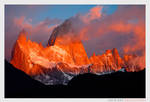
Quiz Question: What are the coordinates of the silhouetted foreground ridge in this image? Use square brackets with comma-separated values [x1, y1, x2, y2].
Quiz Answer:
[5, 60, 145, 98]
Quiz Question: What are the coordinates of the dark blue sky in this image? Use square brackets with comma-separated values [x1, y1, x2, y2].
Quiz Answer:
[5, 5, 117, 24]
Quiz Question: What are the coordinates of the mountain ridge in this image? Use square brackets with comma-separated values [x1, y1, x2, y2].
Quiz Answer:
[10, 18, 145, 85]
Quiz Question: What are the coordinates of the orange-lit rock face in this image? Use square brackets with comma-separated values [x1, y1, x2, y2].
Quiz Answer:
[11, 30, 145, 76]
[10, 30, 145, 85]
[11, 31, 47, 75]
[54, 36, 90, 65]
[89, 48, 123, 73]
[123, 55, 145, 72]
[11, 30, 90, 75]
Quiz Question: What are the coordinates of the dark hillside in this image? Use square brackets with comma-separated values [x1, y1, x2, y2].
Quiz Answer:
[5, 60, 145, 98]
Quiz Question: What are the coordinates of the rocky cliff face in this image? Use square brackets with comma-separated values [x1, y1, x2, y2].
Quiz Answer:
[10, 29, 91, 85]
[123, 54, 145, 72]
[47, 18, 90, 65]
[89, 48, 123, 74]
[10, 19, 145, 85]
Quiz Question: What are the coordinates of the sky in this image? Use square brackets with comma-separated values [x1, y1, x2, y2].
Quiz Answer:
[5, 5, 117, 23]
[5, 5, 145, 61]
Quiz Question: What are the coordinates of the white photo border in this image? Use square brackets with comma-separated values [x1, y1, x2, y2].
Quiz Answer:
[0, 0, 149, 102]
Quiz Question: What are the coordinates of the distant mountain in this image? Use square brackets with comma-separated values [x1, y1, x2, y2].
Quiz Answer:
[10, 18, 145, 85]
[5, 60, 145, 98]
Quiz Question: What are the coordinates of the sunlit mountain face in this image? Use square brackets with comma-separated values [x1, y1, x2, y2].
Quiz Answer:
[10, 18, 145, 85]
[6, 5, 145, 86]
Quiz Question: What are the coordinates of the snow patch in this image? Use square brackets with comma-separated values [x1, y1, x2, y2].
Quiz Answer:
[50, 45, 68, 56]
[29, 50, 56, 69]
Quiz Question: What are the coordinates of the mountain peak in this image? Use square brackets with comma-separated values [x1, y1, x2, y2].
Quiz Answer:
[112, 48, 119, 57]
[92, 52, 96, 57]
[17, 29, 27, 42]
[10, 24, 145, 85]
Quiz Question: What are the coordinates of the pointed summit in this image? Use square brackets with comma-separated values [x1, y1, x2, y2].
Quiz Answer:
[112, 48, 119, 58]
[17, 29, 27, 42]
[93, 52, 96, 57]
[105, 49, 112, 56]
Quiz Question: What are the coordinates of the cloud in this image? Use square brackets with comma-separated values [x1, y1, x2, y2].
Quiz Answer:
[79, 6, 103, 23]
[67, 5, 145, 57]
